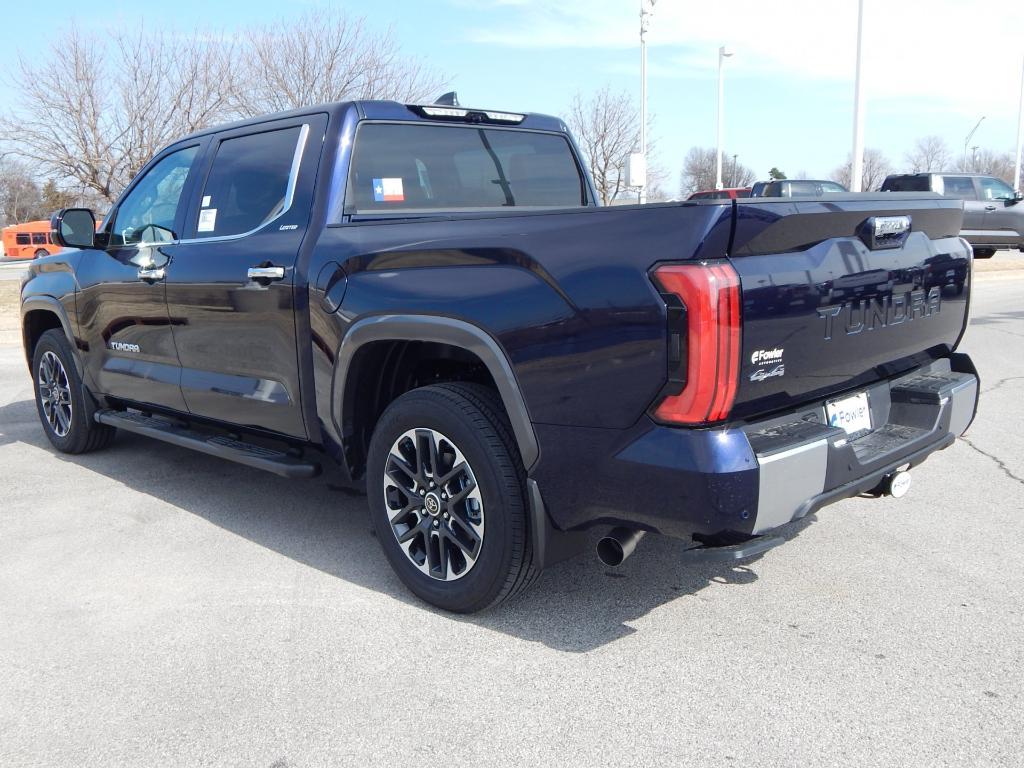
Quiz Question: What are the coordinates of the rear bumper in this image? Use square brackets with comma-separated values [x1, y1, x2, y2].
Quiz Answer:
[531, 354, 979, 541]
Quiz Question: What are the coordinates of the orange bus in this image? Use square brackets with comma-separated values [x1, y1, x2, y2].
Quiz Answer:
[2, 220, 61, 260]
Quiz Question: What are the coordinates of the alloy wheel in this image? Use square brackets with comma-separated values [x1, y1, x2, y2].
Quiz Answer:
[382, 428, 485, 581]
[38, 350, 73, 438]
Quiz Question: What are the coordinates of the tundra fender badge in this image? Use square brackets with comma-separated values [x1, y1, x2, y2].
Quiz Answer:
[858, 215, 911, 250]
[109, 341, 140, 353]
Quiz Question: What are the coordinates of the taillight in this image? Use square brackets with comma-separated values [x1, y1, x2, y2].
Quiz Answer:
[650, 261, 741, 425]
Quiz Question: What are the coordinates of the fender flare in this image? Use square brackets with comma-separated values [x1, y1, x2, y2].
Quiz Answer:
[20, 295, 83, 377]
[331, 314, 540, 470]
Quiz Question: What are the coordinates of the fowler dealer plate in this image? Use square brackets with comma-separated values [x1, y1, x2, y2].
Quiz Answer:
[826, 391, 872, 435]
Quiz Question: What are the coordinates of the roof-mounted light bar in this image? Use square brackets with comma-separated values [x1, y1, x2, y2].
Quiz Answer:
[412, 105, 526, 124]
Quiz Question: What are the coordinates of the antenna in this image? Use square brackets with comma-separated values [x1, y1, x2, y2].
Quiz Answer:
[434, 92, 460, 107]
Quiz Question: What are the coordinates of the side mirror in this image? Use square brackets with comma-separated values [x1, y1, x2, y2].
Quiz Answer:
[50, 208, 97, 249]
[1013, 191, 1024, 204]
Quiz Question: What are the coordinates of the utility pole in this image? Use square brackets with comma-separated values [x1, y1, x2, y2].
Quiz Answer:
[716, 45, 733, 190]
[731, 154, 738, 187]
[963, 116, 985, 171]
[639, 0, 655, 204]
[1014, 54, 1023, 192]
[850, 0, 866, 192]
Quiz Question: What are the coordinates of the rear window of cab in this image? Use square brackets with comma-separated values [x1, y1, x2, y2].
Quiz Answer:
[344, 122, 587, 214]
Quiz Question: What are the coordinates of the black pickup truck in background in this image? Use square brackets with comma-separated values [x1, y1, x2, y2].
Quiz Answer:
[21, 99, 979, 612]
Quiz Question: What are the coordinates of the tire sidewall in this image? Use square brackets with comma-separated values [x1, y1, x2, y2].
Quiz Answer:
[32, 330, 95, 453]
[367, 388, 521, 613]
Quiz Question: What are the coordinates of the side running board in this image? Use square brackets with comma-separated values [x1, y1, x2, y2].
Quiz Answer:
[94, 410, 320, 479]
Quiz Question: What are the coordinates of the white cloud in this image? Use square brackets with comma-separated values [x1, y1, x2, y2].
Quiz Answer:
[468, 0, 1024, 121]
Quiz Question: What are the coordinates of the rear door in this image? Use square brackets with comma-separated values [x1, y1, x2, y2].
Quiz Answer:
[940, 175, 986, 232]
[161, 114, 326, 438]
[728, 196, 970, 420]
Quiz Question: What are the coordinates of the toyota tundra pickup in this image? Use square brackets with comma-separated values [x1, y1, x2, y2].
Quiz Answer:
[21, 98, 979, 612]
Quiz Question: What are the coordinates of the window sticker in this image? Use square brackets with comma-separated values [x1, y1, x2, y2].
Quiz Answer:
[197, 208, 217, 232]
[373, 177, 404, 202]
[202, 195, 212, 207]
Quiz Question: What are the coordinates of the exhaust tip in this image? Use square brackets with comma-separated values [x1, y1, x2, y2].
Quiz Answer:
[596, 527, 646, 567]
[597, 537, 626, 567]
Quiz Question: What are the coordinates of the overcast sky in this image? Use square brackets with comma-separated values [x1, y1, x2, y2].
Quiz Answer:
[1, 0, 1022, 192]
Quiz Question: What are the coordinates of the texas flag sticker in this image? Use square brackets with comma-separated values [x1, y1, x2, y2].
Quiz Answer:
[373, 177, 405, 202]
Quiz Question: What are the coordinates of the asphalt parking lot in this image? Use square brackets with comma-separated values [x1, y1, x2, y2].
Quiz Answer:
[1, 269, 1022, 767]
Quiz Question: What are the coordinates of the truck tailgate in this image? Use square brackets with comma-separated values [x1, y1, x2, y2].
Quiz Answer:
[727, 196, 970, 420]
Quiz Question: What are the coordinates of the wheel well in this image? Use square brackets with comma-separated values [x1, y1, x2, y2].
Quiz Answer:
[343, 340, 500, 479]
[22, 309, 64, 368]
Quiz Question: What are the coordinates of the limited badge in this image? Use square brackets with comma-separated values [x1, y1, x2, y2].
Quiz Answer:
[373, 177, 404, 202]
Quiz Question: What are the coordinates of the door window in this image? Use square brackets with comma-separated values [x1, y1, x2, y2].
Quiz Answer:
[110, 145, 199, 247]
[194, 126, 303, 239]
[978, 176, 1015, 201]
[941, 176, 977, 200]
[31, 233, 47, 245]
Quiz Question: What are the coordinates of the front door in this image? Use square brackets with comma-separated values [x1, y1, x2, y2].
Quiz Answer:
[940, 175, 986, 233]
[76, 142, 205, 411]
[163, 115, 326, 438]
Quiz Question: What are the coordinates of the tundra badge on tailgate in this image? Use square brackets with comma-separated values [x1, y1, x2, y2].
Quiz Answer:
[858, 215, 911, 250]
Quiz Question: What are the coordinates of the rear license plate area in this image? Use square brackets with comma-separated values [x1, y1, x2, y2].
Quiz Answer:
[826, 391, 872, 436]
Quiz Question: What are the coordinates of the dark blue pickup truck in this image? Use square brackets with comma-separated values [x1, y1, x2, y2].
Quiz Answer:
[21, 99, 979, 612]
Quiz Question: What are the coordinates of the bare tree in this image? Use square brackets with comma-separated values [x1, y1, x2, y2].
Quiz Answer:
[830, 148, 892, 191]
[966, 148, 1017, 184]
[567, 87, 641, 206]
[905, 136, 952, 173]
[0, 159, 46, 224]
[679, 147, 754, 197]
[238, 8, 446, 117]
[0, 27, 239, 204]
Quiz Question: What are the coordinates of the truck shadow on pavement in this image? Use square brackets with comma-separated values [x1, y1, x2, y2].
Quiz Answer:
[0, 397, 815, 653]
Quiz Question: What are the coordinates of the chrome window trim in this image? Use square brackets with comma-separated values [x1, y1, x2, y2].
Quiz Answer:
[174, 122, 310, 246]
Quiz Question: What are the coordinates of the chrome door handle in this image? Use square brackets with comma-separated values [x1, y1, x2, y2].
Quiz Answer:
[984, 205, 997, 211]
[138, 267, 165, 283]
[247, 266, 286, 281]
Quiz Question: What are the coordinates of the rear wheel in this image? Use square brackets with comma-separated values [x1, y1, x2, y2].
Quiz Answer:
[33, 249, 48, 259]
[32, 329, 116, 454]
[366, 383, 537, 613]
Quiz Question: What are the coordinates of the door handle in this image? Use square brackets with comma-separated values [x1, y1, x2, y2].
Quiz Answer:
[138, 267, 166, 283]
[985, 205, 998, 211]
[247, 266, 286, 282]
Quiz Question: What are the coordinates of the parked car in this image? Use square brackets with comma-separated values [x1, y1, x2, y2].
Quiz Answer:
[21, 98, 979, 613]
[750, 179, 848, 197]
[880, 173, 1024, 258]
[2, 221, 62, 260]
[687, 187, 751, 200]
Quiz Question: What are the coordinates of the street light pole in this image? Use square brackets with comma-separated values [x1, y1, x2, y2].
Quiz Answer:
[963, 116, 985, 171]
[639, 0, 655, 204]
[716, 45, 733, 190]
[1014, 54, 1023, 192]
[850, 0, 866, 192]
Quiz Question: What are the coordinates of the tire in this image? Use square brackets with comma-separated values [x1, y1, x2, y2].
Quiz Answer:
[366, 383, 537, 613]
[972, 248, 995, 259]
[32, 329, 116, 454]
[33, 249, 48, 260]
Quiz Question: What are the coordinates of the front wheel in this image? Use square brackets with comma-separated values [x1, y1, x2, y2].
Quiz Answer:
[33, 249, 48, 259]
[366, 383, 537, 613]
[32, 329, 116, 454]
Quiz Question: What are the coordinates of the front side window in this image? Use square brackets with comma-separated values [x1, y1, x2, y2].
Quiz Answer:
[194, 126, 302, 239]
[941, 176, 977, 200]
[110, 145, 199, 247]
[31, 233, 47, 245]
[979, 176, 1014, 201]
[345, 123, 586, 214]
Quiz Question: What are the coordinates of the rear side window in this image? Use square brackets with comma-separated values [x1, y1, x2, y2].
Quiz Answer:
[345, 123, 586, 213]
[15, 233, 30, 245]
[882, 176, 929, 192]
[196, 126, 303, 238]
[941, 176, 977, 200]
